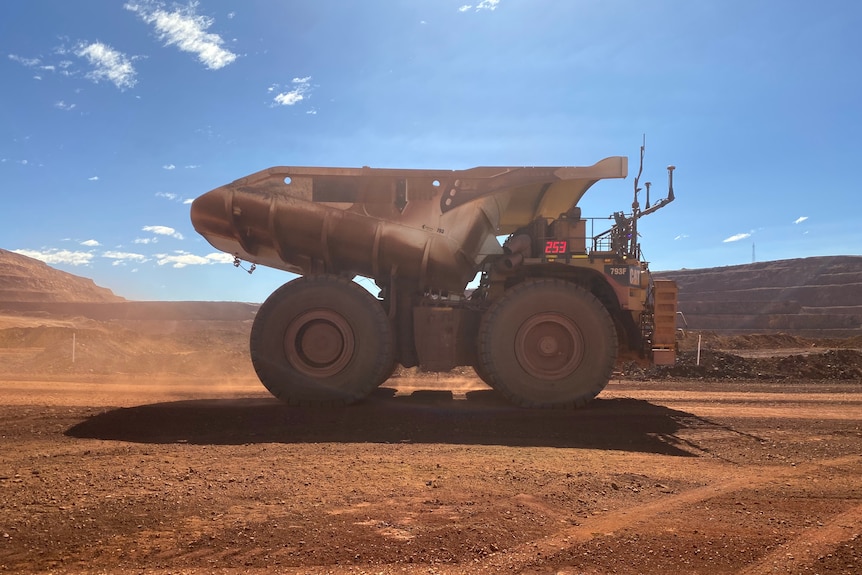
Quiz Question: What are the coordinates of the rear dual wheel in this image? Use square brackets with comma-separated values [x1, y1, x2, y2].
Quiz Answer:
[477, 279, 617, 408]
[250, 275, 394, 405]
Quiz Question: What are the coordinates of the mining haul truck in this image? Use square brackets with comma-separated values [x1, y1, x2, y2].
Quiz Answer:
[190, 148, 678, 408]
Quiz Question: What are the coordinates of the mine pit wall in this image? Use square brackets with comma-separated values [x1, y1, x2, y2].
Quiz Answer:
[656, 256, 862, 338]
[0, 301, 260, 336]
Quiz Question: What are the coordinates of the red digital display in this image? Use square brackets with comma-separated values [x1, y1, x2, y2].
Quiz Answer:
[544, 240, 568, 255]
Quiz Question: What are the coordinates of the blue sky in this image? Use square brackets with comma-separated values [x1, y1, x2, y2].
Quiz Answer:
[2, 1, 860, 302]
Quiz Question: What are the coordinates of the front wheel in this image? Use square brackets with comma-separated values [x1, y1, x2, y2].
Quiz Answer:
[250, 275, 394, 406]
[477, 279, 617, 408]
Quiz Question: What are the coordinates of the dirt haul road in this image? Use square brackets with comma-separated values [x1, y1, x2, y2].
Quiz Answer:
[0, 374, 860, 575]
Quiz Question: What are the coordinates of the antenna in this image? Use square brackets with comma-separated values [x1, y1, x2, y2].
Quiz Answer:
[630, 135, 646, 257]
[633, 134, 645, 203]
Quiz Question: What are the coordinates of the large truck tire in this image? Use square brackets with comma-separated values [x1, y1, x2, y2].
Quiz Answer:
[477, 279, 617, 408]
[471, 357, 494, 387]
[250, 275, 394, 406]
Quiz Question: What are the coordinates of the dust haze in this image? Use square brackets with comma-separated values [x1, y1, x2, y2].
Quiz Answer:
[1, 249, 861, 573]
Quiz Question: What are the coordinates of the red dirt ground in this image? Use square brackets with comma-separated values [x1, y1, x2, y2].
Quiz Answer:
[1, 367, 860, 574]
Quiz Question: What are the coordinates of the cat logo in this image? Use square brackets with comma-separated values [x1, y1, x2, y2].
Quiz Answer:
[606, 265, 640, 287]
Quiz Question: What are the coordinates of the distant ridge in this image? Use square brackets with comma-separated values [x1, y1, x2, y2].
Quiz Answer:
[0, 248, 124, 303]
[2, 248, 860, 337]
[656, 255, 862, 337]
[0, 248, 256, 322]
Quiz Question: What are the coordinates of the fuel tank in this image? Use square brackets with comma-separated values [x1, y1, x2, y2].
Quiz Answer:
[190, 158, 627, 292]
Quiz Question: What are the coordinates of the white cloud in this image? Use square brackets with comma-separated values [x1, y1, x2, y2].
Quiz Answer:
[794, 216, 809, 224]
[75, 41, 137, 90]
[10, 53, 79, 84]
[674, 234, 689, 241]
[133, 237, 157, 244]
[163, 163, 176, 170]
[126, 1, 238, 70]
[272, 76, 312, 107]
[102, 250, 148, 263]
[184, 164, 200, 169]
[182, 198, 194, 205]
[8, 54, 42, 67]
[723, 232, 752, 243]
[274, 90, 303, 106]
[142, 225, 184, 240]
[13, 248, 94, 266]
[155, 250, 234, 268]
[88, 176, 100, 181]
[459, 0, 499, 12]
[54, 100, 76, 111]
[81, 239, 101, 247]
[155, 191, 192, 204]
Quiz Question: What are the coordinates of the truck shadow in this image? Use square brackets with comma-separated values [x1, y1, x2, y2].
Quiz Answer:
[66, 387, 703, 456]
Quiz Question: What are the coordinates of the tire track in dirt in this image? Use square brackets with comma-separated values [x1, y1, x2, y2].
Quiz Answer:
[738, 502, 862, 575]
[450, 454, 862, 574]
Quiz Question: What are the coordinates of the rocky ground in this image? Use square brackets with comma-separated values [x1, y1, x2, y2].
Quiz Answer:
[1, 249, 860, 573]
[1, 332, 860, 574]
[630, 333, 862, 382]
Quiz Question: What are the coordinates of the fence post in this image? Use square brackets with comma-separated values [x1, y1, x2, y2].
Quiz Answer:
[696, 334, 702, 366]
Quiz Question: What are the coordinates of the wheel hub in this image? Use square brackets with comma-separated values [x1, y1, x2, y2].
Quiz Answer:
[285, 310, 355, 377]
[514, 312, 584, 379]
[537, 335, 559, 355]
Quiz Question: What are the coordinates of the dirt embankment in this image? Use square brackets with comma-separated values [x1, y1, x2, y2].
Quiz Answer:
[0, 248, 124, 303]
[657, 255, 862, 338]
[623, 333, 862, 382]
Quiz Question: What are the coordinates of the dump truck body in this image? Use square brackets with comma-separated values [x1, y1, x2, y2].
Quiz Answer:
[190, 157, 628, 292]
[191, 153, 677, 408]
